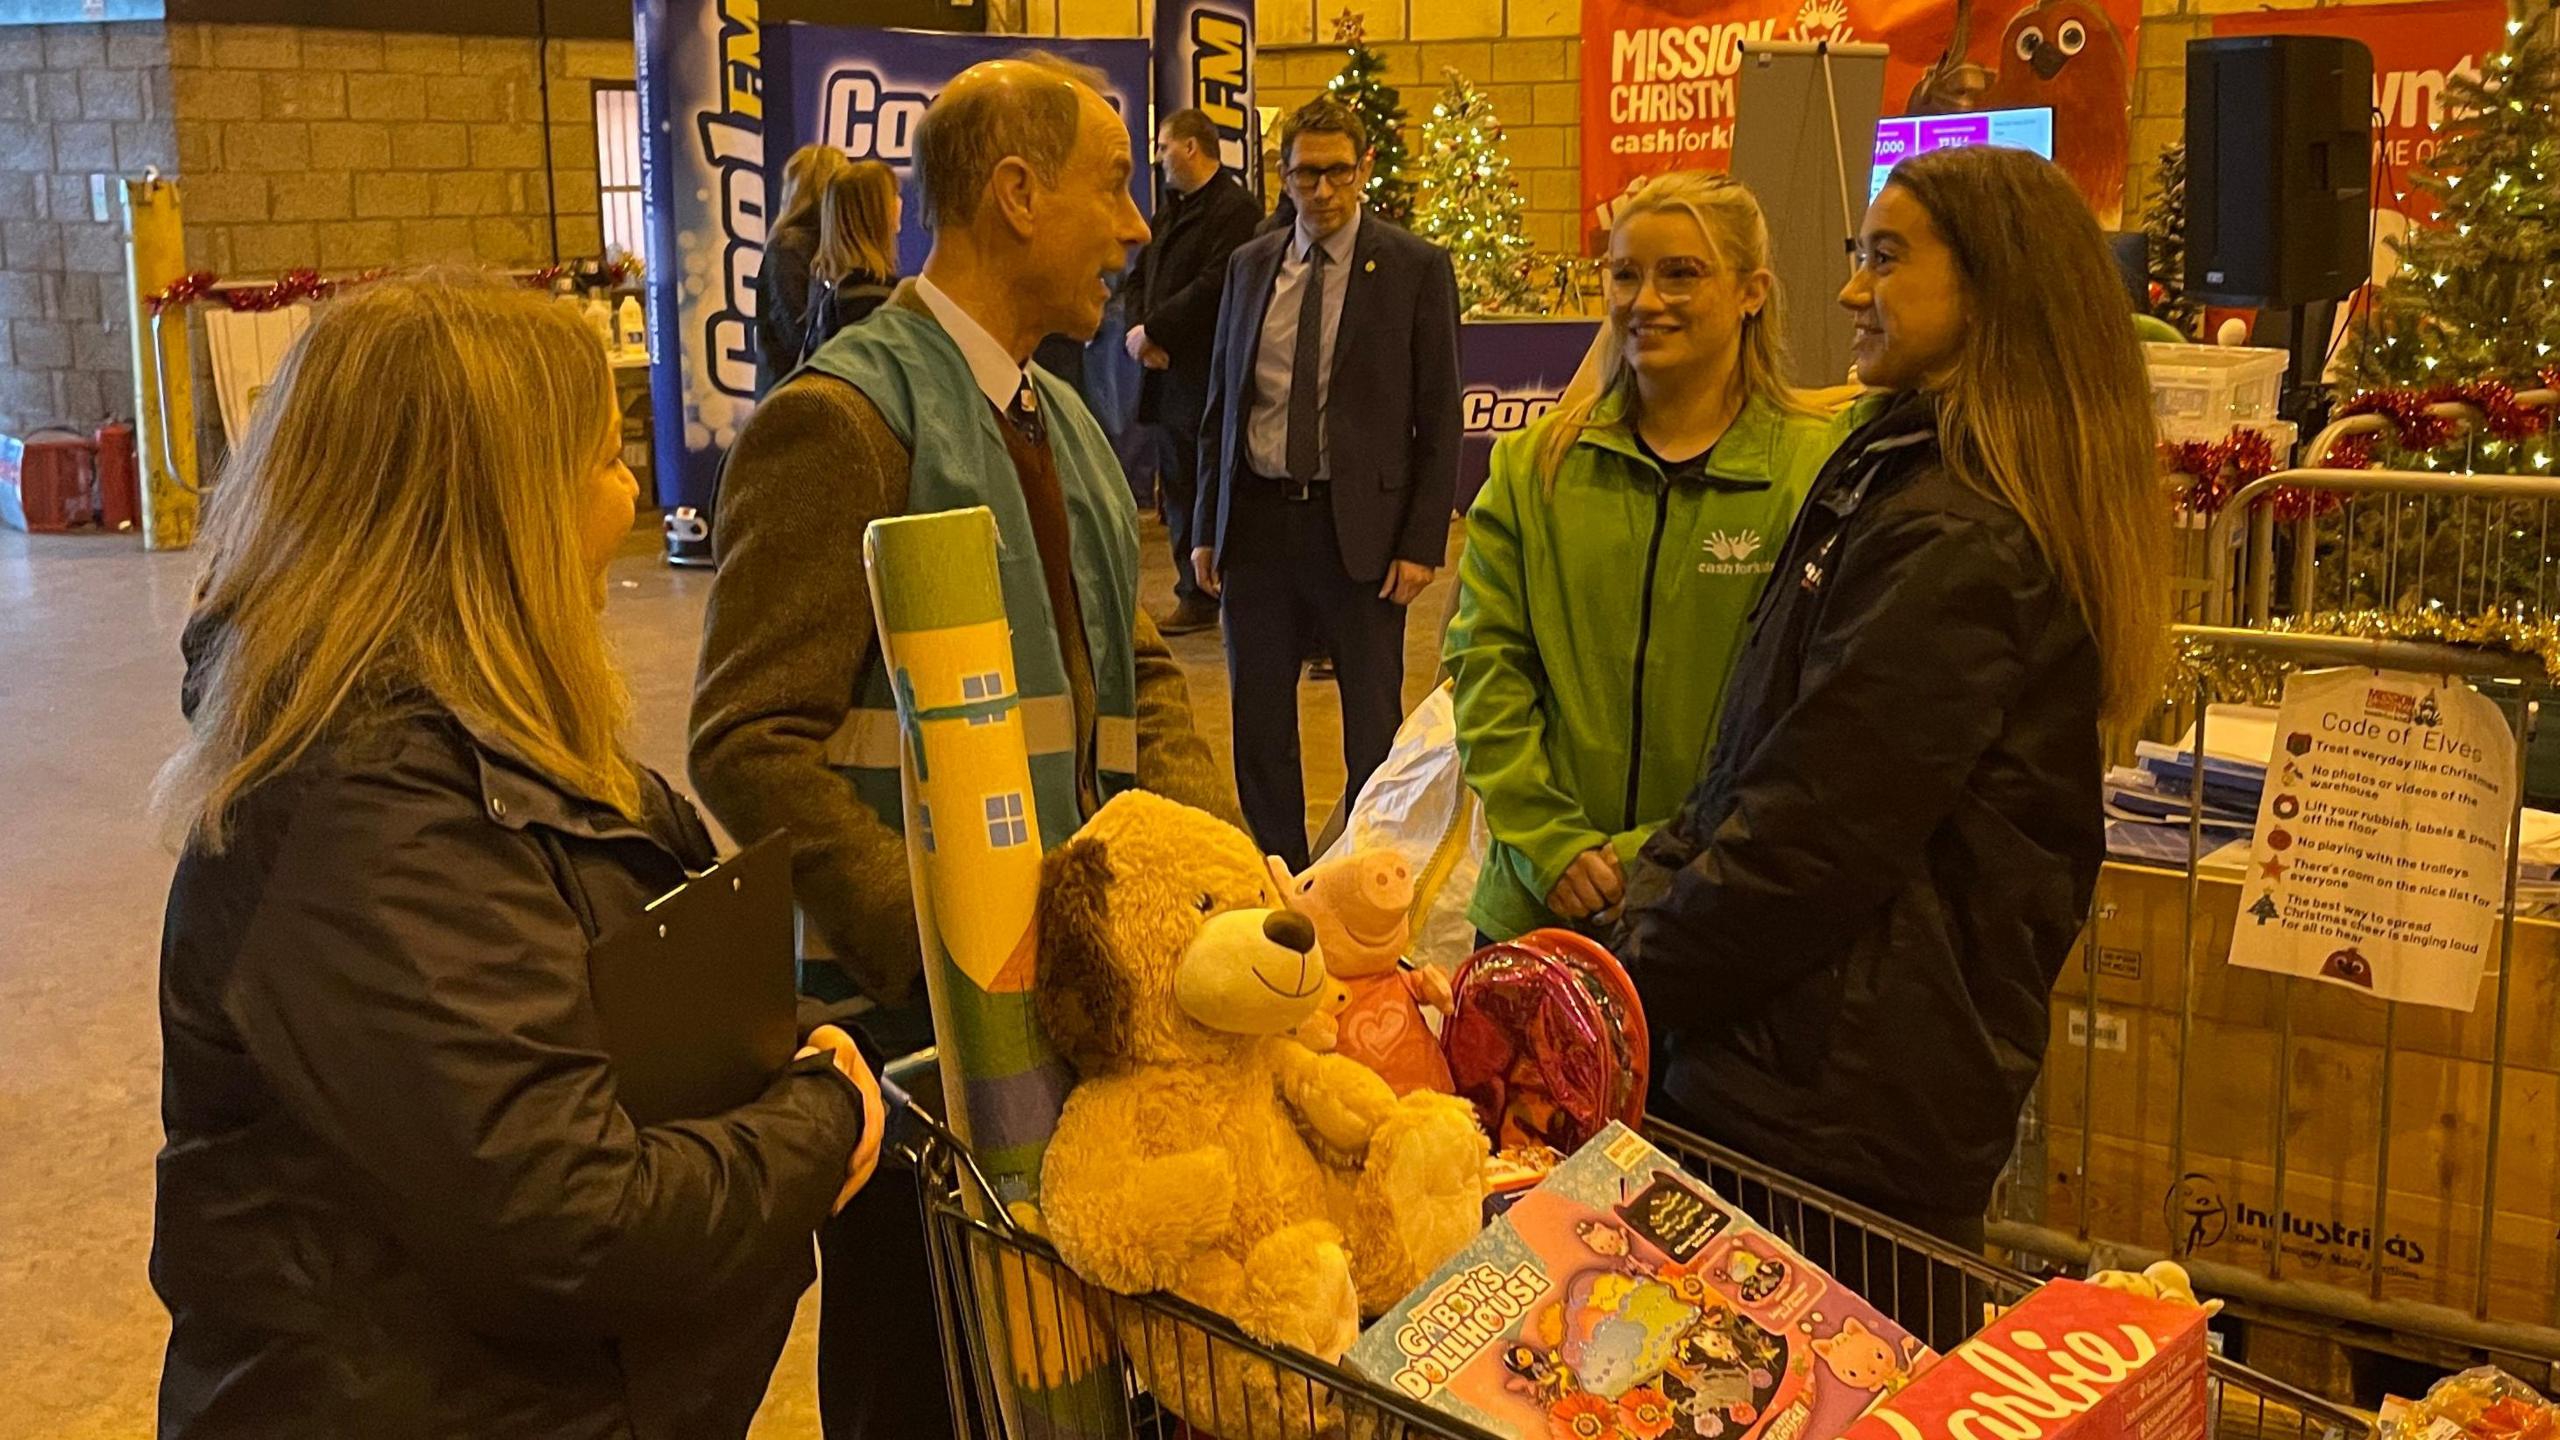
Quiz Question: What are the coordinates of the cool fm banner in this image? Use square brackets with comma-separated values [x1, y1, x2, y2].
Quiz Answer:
[634, 1, 1252, 553]
[762, 26, 1153, 280]
[1153, 0, 1260, 199]
[633, 0, 762, 557]
[1578, 0, 2143, 251]
[1457, 318, 1602, 509]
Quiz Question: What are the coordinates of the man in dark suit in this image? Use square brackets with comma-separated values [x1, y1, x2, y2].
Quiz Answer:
[1123, 107, 1260, 634]
[1193, 96, 1463, 871]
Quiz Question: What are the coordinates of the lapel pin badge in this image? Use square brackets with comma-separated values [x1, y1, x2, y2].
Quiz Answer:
[1364, 259, 1377, 274]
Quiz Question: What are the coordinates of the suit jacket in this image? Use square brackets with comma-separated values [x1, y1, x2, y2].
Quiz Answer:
[1194, 213, 1463, 585]
[1126, 170, 1261, 428]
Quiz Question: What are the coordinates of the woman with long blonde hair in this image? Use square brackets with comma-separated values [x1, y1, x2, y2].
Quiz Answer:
[756, 142, 852, 390]
[801, 158, 903, 354]
[1443, 172, 1849, 942]
[152, 272, 883, 1438]
[1621, 147, 2169, 1281]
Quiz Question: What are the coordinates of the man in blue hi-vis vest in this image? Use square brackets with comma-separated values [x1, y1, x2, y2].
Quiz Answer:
[689, 54, 1243, 1439]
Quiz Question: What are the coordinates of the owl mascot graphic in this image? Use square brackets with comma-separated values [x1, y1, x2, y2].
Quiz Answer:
[1902, 0, 2131, 225]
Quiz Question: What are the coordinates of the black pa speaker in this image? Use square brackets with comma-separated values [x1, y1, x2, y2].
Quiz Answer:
[2184, 35, 2374, 307]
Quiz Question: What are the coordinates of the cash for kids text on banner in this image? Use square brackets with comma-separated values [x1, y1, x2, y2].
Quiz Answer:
[1577, 0, 2144, 252]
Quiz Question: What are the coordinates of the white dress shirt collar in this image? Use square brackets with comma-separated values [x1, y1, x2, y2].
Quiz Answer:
[913, 273, 1029, 412]
[1291, 206, 1362, 267]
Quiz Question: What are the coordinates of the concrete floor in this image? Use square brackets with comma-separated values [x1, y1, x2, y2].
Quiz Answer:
[0, 512, 1458, 1439]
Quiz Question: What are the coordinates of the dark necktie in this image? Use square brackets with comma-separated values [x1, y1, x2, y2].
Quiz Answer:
[1285, 243, 1330, 484]
[1004, 375, 1045, 447]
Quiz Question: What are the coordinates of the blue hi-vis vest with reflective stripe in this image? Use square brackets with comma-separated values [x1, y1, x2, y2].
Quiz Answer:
[801, 301, 1143, 858]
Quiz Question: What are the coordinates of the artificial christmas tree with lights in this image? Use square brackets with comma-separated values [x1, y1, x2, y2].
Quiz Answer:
[1410, 68, 1538, 316]
[1322, 9, 1415, 223]
[2336, 0, 2559, 452]
[2323, 0, 2560, 616]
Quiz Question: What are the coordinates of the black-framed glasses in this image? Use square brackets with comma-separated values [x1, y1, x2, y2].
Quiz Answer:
[1605, 257, 1716, 302]
[1284, 162, 1362, 194]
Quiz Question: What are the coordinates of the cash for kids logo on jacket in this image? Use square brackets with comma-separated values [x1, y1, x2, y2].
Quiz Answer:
[1577, 0, 2144, 252]
[1700, 528, 1767, 572]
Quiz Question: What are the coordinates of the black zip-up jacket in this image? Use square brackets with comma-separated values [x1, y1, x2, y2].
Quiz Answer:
[1621, 393, 2104, 1226]
[154, 641, 864, 1438]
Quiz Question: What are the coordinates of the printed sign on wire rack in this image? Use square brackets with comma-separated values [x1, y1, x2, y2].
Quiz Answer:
[2226, 666, 2517, 1010]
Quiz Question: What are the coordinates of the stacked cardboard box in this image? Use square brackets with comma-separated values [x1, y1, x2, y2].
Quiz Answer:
[2029, 862, 2560, 1328]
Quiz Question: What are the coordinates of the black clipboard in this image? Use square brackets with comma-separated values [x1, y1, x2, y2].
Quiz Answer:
[587, 832, 799, 1127]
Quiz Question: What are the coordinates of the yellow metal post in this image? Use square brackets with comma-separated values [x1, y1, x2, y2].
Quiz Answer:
[122, 176, 197, 551]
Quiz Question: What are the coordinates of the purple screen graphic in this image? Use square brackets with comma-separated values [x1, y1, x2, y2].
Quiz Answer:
[1869, 107, 2054, 200]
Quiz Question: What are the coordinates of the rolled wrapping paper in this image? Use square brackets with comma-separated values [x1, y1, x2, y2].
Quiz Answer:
[863, 508, 1118, 1430]
[861, 506, 1063, 1202]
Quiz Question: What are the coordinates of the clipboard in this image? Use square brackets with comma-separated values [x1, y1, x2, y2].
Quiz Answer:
[587, 832, 799, 1127]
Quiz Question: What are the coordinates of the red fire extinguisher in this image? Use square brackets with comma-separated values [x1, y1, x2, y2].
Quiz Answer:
[95, 422, 138, 532]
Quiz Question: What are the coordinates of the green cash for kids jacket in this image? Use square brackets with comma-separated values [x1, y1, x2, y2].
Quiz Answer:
[1444, 389, 1854, 941]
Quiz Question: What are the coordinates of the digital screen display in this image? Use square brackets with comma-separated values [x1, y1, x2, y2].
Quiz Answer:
[1869, 107, 2056, 200]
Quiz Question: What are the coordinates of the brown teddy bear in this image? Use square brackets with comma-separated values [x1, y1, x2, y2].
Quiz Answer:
[1036, 791, 1487, 1432]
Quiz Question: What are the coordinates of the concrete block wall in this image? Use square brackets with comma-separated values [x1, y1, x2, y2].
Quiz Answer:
[167, 24, 635, 280]
[0, 21, 176, 435]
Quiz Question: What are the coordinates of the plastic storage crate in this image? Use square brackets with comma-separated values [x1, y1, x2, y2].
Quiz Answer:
[2147, 343, 2290, 425]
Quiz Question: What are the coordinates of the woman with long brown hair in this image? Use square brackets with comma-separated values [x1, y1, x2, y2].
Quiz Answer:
[756, 142, 851, 390]
[152, 271, 883, 1437]
[1445, 172, 1847, 943]
[1621, 146, 2168, 1269]
[800, 159, 903, 355]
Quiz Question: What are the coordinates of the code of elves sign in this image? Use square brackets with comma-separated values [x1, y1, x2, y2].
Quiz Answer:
[2227, 667, 2517, 1010]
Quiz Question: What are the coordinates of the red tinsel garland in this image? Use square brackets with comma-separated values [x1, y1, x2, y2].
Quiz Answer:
[145, 270, 218, 315]
[2435, 379, 2551, 441]
[2327, 378, 2558, 468]
[2163, 426, 2305, 515]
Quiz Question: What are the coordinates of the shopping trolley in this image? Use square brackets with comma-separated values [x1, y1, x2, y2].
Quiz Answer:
[904, 1092, 2369, 1440]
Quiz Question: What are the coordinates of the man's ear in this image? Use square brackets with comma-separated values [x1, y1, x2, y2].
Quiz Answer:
[987, 155, 1040, 240]
[1034, 835, 1129, 1074]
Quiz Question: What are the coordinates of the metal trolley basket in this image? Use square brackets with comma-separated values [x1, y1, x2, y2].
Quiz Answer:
[911, 1113, 2368, 1440]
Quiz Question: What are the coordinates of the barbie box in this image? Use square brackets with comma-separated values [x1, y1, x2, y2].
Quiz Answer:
[1842, 1280, 2208, 1440]
[1347, 1122, 1930, 1439]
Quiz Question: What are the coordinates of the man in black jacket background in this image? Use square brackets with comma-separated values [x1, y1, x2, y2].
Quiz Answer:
[1123, 107, 1261, 634]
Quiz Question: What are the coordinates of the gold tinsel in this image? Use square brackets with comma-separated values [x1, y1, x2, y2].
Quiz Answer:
[2169, 608, 2560, 706]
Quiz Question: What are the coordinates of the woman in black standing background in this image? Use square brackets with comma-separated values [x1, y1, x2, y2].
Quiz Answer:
[1620, 147, 2169, 1314]
[799, 159, 903, 356]
[755, 143, 851, 392]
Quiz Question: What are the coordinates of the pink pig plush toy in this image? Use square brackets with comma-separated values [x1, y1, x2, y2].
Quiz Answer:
[1274, 850, 1456, 1096]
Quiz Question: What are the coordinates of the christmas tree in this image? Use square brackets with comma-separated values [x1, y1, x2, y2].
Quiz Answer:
[2142, 143, 2199, 337]
[1322, 10, 1414, 223]
[1410, 68, 1539, 316]
[2319, 1, 2558, 616]
[2336, 0, 2559, 451]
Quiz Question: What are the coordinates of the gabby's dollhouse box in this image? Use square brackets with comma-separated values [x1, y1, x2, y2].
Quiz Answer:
[1348, 1123, 1933, 1440]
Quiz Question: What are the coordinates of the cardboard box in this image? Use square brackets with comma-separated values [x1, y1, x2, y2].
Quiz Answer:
[2039, 1130, 2560, 1326]
[2067, 864, 2560, 1073]
[1842, 1279, 2207, 1440]
[2039, 1007, 2560, 1224]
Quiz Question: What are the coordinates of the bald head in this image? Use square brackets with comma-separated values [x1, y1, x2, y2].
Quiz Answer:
[915, 53, 1111, 231]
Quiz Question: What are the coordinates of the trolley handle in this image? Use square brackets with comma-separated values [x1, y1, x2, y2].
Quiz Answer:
[875, 1049, 1026, 1237]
